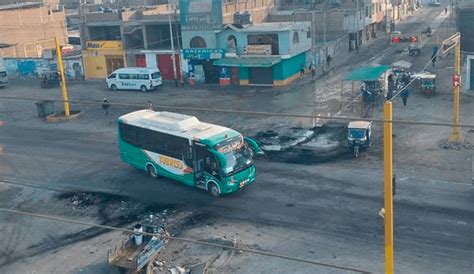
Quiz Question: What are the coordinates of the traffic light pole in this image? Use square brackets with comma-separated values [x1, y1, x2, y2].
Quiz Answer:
[448, 42, 463, 142]
[383, 101, 394, 274]
[55, 37, 70, 117]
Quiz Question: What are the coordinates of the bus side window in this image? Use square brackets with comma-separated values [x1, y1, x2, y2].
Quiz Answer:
[138, 74, 149, 80]
[118, 73, 129, 80]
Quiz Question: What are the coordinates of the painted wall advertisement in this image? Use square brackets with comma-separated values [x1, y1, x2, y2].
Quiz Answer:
[179, 0, 222, 31]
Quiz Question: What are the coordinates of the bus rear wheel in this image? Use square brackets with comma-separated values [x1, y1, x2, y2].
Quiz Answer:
[146, 164, 158, 179]
[208, 182, 220, 197]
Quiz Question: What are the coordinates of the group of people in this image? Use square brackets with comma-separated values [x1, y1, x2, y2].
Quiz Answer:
[387, 71, 411, 107]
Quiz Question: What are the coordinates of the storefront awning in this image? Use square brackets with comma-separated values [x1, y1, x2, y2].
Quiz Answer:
[345, 65, 390, 81]
[213, 57, 281, 68]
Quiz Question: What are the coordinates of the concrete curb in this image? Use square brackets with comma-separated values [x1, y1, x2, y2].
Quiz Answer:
[46, 111, 83, 122]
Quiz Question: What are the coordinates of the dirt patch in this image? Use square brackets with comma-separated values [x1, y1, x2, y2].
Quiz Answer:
[439, 140, 474, 150]
[255, 124, 352, 164]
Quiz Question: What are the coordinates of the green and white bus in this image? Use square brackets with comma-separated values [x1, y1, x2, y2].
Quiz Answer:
[118, 110, 262, 196]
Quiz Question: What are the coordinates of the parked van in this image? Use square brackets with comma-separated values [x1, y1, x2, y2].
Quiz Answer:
[106, 67, 162, 92]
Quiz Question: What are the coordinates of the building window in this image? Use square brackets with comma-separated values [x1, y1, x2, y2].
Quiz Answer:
[247, 33, 279, 55]
[292, 32, 299, 44]
[190, 36, 207, 48]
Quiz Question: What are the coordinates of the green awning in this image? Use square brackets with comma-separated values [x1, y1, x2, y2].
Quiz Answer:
[213, 57, 281, 68]
[345, 65, 390, 81]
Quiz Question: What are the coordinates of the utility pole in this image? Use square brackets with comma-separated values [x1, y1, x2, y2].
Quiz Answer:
[168, 10, 178, 88]
[448, 39, 464, 142]
[174, 8, 184, 86]
[384, 0, 388, 34]
[323, 0, 327, 72]
[55, 37, 70, 116]
[383, 101, 394, 274]
[355, 0, 360, 51]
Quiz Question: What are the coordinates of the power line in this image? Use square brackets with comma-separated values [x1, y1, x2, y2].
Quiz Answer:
[0, 95, 473, 129]
[0, 206, 371, 273]
[389, 23, 448, 100]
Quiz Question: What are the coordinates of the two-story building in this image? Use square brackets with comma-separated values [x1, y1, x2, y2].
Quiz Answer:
[80, 3, 182, 79]
[80, 0, 275, 80]
[179, 0, 276, 85]
[212, 22, 312, 86]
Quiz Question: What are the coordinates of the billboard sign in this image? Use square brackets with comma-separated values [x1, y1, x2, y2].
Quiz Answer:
[86, 41, 123, 51]
[179, 0, 222, 31]
[244, 45, 272, 56]
[441, 32, 460, 56]
[183, 48, 225, 60]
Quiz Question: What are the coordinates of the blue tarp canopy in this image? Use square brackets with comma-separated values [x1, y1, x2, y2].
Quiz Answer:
[345, 65, 390, 81]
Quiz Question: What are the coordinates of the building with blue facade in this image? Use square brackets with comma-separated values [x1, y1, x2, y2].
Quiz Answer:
[182, 21, 311, 86]
[214, 22, 312, 86]
[179, 0, 309, 87]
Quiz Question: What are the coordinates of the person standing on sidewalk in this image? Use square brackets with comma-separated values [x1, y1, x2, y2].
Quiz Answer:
[300, 63, 305, 78]
[102, 98, 110, 115]
[326, 55, 332, 68]
[401, 88, 410, 107]
[310, 63, 316, 81]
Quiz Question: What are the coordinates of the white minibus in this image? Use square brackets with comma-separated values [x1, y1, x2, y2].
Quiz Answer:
[106, 67, 162, 92]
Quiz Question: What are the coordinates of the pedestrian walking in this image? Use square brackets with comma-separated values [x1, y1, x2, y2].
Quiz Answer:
[402, 72, 411, 86]
[431, 54, 437, 67]
[445, 7, 448, 14]
[326, 55, 332, 68]
[310, 63, 316, 81]
[148, 100, 153, 110]
[401, 88, 409, 107]
[299, 63, 305, 78]
[102, 98, 110, 115]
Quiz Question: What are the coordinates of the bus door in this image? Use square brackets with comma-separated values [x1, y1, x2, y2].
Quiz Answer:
[193, 142, 207, 189]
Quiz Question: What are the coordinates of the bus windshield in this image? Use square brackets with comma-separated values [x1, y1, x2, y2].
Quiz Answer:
[214, 136, 252, 176]
[151, 72, 161, 79]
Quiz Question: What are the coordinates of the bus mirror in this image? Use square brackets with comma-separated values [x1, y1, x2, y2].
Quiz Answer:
[244, 137, 264, 156]
[209, 149, 227, 167]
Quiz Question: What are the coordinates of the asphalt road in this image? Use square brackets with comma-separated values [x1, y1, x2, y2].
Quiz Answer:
[0, 124, 472, 273]
[0, 3, 472, 273]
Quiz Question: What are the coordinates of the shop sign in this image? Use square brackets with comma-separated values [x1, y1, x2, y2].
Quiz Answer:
[179, 0, 222, 31]
[244, 45, 272, 56]
[183, 48, 225, 60]
[86, 41, 123, 51]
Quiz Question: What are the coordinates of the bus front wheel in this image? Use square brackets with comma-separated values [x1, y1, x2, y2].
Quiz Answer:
[208, 182, 220, 197]
[110, 84, 117, 91]
[146, 164, 158, 179]
[140, 85, 148, 92]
